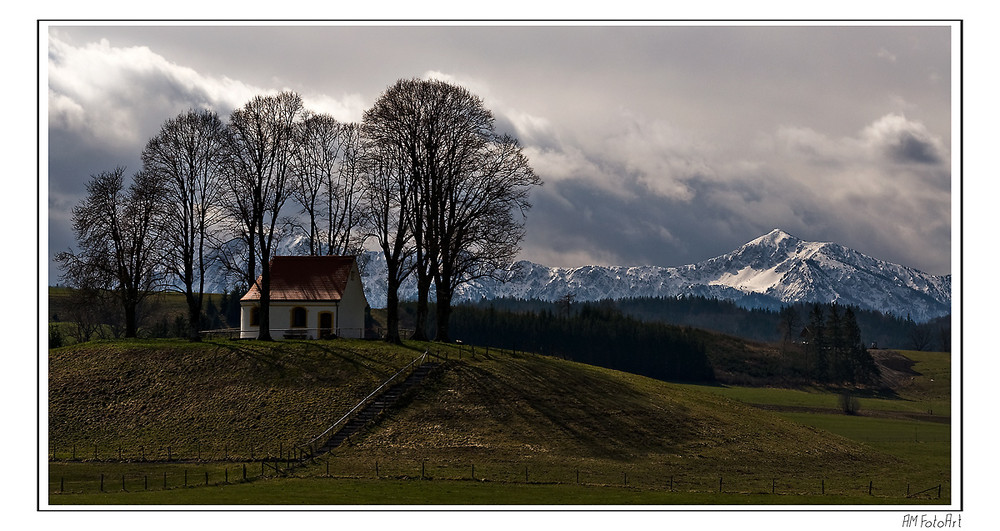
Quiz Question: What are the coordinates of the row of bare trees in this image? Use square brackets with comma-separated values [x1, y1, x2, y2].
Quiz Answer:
[57, 79, 540, 343]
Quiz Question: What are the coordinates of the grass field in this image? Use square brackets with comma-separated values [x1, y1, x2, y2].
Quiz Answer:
[48, 473, 947, 505]
[674, 350, 951, 416]
[46, 339, 952, 506]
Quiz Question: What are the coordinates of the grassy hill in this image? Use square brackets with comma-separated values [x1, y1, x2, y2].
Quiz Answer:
[335, 347, 907, 486]
[48, 339, 419, 458]
[48, 338, 908, 489]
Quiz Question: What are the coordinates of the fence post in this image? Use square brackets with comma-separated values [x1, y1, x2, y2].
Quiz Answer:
[719, 477, 723, 493]
[869, 480, 873, 496]
[822, 479, 825, 495]
[100, 473, 104, 492]
[60, 477, 64, 493]
[243, 463, 247, 482]
[163, 472, 167, 489]
[121, 474, 125, 491]
[772, 478, 776, 494]
[472, 464, 475, 480]
[144, 475, 148, 490]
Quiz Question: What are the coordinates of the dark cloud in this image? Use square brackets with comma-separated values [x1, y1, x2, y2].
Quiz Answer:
[887, 131, 944, 164]
[44, 24, 955, 284]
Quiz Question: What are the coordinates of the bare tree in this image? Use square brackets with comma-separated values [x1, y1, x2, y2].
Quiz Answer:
[363, 80, 431, 339]
[291, 112, 343, 255]
[358, 139, 415, 344]
[56, 167, 164, 338]
[363, 78, 540, 341]
[224, 92, 304, 340]
[142, 109, 227, 340]
[777, 305, 800, 344]
[908, 322, 934, 351]
[326, 122, 368, 256]
[433, 133, 539, 341]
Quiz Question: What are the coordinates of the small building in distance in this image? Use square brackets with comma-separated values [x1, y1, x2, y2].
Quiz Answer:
[240, 256, 369, 339]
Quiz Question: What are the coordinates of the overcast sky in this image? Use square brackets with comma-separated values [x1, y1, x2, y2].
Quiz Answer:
[44, 22, 955, 286]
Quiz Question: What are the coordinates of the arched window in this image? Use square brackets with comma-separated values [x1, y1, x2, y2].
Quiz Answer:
[291, 307, 307, 328]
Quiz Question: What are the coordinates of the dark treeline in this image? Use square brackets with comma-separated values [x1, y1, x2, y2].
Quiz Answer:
[800, 303, 881, 386]
[437, 296, 923, 387]
[49, 287, 245, 347]
[443, 301, 716, 383]
[461, 296, 950, 352]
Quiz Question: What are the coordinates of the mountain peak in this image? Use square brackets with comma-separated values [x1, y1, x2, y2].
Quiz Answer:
[744, 228, 799, 248]
[357, 230, 950, 322]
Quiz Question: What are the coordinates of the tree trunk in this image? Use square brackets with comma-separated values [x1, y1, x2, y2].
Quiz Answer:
[244, 237, 257, 294]
[186, 294, 202, 342]
[412, 269, 432, 341]
[123, 302, 138, 338]
[384, 260, 402, 344]
[384, 286, 401, 344]
[434, 285, 453, 342]
[257, 266, 273, 341]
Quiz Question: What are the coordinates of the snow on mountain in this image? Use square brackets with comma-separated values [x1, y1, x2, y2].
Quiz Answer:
[359, 229, 951, 322]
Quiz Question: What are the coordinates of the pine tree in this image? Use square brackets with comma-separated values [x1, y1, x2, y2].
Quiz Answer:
[826, 304, 852, 382]
[805, 304, 828, 381]
[842, 307, 880, 384]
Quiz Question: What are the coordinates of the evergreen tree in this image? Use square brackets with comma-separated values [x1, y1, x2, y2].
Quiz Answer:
[826, 304, 852, 382]
[842, 307, 880, 384]
[805, 304, 828, 381]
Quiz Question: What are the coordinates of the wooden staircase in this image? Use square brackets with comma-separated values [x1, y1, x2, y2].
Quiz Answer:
[307, 359, 440, 457]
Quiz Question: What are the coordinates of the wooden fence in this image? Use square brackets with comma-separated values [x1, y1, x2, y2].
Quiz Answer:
[48, 458, 947, 501]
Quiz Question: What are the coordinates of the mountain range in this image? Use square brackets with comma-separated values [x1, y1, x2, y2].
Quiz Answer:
[360, 229, 951, 322]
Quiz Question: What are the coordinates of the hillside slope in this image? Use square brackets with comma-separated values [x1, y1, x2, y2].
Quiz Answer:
[49, 338, 897, 480]
[48, 339, 419, 455]
[340, 350, 896, 478]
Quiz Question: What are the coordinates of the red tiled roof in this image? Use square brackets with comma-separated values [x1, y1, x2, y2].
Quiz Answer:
[241, 255, 358, 302]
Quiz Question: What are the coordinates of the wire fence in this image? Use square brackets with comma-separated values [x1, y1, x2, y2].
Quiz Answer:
[48, 441, 314, 463]
[48, 457, 948, 501]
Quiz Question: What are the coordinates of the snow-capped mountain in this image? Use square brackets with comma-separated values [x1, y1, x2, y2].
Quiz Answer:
[361, 229, 951, 322]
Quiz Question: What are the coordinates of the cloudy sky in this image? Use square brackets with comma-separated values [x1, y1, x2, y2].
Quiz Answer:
[44, 22, 955, 286]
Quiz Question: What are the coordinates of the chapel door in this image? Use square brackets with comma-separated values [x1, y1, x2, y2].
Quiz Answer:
[319, 312, 333, 339]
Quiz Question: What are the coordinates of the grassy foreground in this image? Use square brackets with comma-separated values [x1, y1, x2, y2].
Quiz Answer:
[47, 339, 951, 505]
[48, 474, 945, 506]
